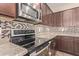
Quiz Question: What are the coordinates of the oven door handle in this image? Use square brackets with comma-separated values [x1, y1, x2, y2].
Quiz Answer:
[30, 41, 51, 56]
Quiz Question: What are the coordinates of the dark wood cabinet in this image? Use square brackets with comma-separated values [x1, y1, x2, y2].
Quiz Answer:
[50, 14, 54, 26]
[51, 13, 54, 26]
[0, 3, 16, 17]
[74, 37, 79, 55]
[56, 36, 74, 54]
[61, 36, 74, 54]
[62, 9, 73, 27]
[54, 7, 79, 27]
[46, 5, 52, 26]
[41, 4, 47, 25]
[54, 12, 63, 27]
[72, 7, 79, 26]
[41, 3, 53, 26]
[56, 36, 63, 50]
[53, 13, 57, 27]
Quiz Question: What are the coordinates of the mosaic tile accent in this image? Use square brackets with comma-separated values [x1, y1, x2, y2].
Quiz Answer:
[0, 17, 35, 40]
[1, 20, 12, 29]
[1, 30, 10, 38]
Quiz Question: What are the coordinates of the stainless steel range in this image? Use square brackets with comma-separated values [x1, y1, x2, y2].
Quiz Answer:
[10, 29, 56, 56]
[10, 29, 35, 49]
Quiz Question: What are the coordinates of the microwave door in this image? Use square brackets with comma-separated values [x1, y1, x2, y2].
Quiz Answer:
[20, 3, 38, 19]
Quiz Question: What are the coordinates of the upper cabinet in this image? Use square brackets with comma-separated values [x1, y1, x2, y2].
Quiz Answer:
[1, 3, 79, 27]
[0, 3, 16, 17]
[54, 12, 63, 27]
[62, 9, 73, 27]
[72, 7, 79, 27]
[41, 3, 53, 26]
[54, 9, 73, 27]
[54, 7, 79, 27]
[41, 4, 47, 25]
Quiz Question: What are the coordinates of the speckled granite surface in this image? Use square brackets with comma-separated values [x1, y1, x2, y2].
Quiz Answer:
[35, 31, 79, 49]
[0, 41, 28, 56]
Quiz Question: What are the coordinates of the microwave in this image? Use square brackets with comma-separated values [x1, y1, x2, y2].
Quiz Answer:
[17, 3, 42, 22]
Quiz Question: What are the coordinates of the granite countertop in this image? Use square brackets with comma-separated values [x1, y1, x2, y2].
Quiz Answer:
[0, 40, 28, 56]
[1, 31, 79, 56]
[36, 32, 79, 39]
[35, 34, 56, 47]
[35, 32, 79, 47]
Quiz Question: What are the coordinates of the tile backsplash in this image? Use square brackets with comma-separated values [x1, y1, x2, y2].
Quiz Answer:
[35, 25, 79, 34]
[35, 25, 53, 34]
[1, 15, 79, 42]
[0, 16, 35, 41]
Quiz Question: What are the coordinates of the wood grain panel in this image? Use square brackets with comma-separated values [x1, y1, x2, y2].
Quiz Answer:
[0, 3, 16, 17]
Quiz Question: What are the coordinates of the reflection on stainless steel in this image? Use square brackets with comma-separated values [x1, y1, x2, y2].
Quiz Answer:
[18, 3, 42, 22]
[10, 29, 35, 50]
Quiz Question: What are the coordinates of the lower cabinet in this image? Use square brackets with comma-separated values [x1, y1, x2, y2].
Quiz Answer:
[56, 36, 74, 55]
[56, 36, 79, 55]
[61, 36, 74, 54]
[74, 37, 79, 55]
[55, 36, 62, 51]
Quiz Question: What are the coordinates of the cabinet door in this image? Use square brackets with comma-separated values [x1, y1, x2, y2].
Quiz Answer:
[62, 9, 73, 27]
[55, 12, 63, 27]
[45, 4, 52, 26]
[41, 3, 53, 26]
[53, 13, 57, 27]
[50, 13, 54, 26]
[56, 36, 74, 54]
[46, 6, 51, 26]
[74, 37, 79, 55]
[72, 7, 79, 26]
[56, 36, 63, 50]
[0, 3, 16, 17]
[61, 36, 74, 54]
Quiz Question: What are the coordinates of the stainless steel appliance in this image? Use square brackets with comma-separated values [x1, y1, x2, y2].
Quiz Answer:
[30, 40, 56, 56]
[10, 29, 56, 56]
[10, 29, 35, 48]
[30, 42, 50, 56]
[17, 3, 42, 22]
